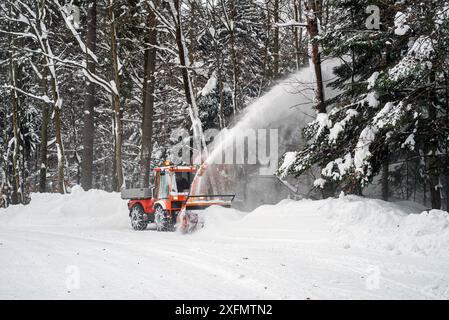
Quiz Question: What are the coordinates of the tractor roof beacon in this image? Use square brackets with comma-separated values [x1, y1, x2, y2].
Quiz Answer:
[121, 161, 235, 233]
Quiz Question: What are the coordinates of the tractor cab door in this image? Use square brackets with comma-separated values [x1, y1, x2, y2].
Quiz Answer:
[152, 171, 160, 200]
[154, 170, 170, 200]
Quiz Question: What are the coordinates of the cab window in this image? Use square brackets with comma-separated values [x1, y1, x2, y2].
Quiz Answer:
[153, 172, 160, 198]
[158, 171, 170, 199]
[175, 172, 193, 193]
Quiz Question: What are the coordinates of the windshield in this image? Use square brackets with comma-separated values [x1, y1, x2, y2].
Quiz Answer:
[171, 171, 193, 194]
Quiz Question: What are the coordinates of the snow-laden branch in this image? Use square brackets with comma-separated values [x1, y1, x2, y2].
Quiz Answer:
[22, 47, 116, 96]
[29, 60, 43, 80]
[0, 29, 37, 40]
[275, 20, 307, 28]
[52, 0, 99, 64]
[14, 0, 36, 19]
[3, 85, 53, 104]
[145, 43, 177, 57]
[146, 0, 176, 35]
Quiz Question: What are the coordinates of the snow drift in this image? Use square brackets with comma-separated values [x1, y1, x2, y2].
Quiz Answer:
[199, 195, 449, 258]
[1, 187, 448, 259]
[0, 186, 128, 229]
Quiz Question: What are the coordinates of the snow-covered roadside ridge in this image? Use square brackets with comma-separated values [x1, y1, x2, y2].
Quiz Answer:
[0, 186, 129, 229]
[1, 187, 448, 258]
[322, 195, 449, 257]
[199, 195, 449, 258]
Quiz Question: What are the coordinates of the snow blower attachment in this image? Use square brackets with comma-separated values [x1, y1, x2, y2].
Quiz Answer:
[178, 194, 235, 234]
[121, 161, 235, 232]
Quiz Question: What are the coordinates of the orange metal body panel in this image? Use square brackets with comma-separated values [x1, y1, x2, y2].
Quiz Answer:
[128, 198, 155, 213]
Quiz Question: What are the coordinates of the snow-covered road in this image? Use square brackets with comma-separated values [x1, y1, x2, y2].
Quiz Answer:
[1, 188, 449, 299]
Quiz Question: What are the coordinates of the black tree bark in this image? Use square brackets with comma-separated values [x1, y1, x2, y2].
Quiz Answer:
[141, 2, 157, 188]
[81, 0, 97, 191]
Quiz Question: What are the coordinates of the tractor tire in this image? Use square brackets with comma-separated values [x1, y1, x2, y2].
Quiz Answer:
[154, 205, 166, 232]
[154, 205, 176, 232]
[167, 213, 177, 232]
[130, 204, 148, 231]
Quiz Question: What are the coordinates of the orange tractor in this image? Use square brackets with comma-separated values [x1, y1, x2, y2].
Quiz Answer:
[121, 161, 234, 233]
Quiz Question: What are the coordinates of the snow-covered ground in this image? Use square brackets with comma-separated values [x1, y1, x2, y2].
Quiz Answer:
[1, 187, 449, 299]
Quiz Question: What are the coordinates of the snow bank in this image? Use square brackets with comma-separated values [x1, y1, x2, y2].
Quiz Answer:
[199, 199, 333, 242]
[0, 186, 128, 229]
[324, 196, 449, 257]
[1, 187, 448, 258]
[200, 195, 449, 258]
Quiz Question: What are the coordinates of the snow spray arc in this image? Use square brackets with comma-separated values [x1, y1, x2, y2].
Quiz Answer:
[165, 59, 339, 207]
[168, 127, 279, 176]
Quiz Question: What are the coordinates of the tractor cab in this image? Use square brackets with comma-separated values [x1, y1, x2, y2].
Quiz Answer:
[122, 161, 197, 231]
[151, 163, 196, 211]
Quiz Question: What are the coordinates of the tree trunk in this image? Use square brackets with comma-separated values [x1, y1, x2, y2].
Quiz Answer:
[381, 150, 389, 201]
[445, 74, 449, 210]
[229, 0, 239, 114]
[305, 0, 329, 197]
[220, 0, 239, 114]
[261, 0, 272, 85]
[293, 0, 303, 70]
[141, 1, 157, 187]
[301, 1, 336, 201]
[428, 71, 441, 209]
[49, 63, 65, 194]
[209, 2, 225, 128]
[217, 49, 225, 129]
[81, 0, 97, 191]
[170, 0, 206, 158]
[7, 5, 22, 204]
[428, 158, 441, 209]
[169, 0, 219, 194]
[53, 102, 65, 194]
[305, 0, 325, 113]
[39, 68, 49, 193]
[9, 57, 22, 204]
[423, 154, 427, 206]
[36, 0, 65, 194]
[273, 0, 280, 77]
[188, 1, 196, 68]
[109, 0, 124, 192]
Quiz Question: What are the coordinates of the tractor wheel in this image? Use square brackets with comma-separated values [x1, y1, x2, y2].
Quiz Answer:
[154, 205, 165, 232]
[130, 204, 148, 231]
[164, 215, 175, 232]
